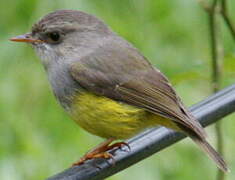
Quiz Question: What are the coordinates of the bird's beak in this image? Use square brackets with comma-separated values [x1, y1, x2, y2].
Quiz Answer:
[10, 33, 44, 43]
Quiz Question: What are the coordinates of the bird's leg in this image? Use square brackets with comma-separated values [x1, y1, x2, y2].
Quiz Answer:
[73, 138, 114, 166]
[105, 141, 130, 152]
[73, 138, 130, 166]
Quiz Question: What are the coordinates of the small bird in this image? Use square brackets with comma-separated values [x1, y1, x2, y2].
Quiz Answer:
[10, 10, 228, 172]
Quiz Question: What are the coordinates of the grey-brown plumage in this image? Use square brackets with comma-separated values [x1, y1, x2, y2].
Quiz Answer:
[11, 10, 228, 172]
[69, 34, 228, 172]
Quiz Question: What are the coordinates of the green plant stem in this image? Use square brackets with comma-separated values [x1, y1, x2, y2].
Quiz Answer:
[207, 0, 225, 180]
[220, 0, 235, 41]
[197, 0, 226, 179]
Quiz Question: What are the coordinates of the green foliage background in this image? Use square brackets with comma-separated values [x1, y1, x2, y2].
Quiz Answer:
[0, 0, 235, 179]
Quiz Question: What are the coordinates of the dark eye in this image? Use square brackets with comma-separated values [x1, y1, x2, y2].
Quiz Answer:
[47, 32, 62, 43]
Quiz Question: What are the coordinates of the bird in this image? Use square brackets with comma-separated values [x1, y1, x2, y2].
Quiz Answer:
[10, 9, 228, 172]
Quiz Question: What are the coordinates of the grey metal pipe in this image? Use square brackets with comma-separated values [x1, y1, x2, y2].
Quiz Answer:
[47, 84, 235, 180]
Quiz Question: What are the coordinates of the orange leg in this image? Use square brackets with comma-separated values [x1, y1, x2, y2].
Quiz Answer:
[106, 142, 130, 152]
[73, 138, 130, 166]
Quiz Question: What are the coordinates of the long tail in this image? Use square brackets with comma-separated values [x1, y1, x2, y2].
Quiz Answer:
[190, 136, 229, 172]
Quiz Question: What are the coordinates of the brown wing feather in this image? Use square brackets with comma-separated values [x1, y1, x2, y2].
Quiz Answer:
[69, 40, 206, 139]
[115, 70, 207, 139]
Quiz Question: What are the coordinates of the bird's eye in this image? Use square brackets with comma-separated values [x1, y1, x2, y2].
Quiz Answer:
[47, 32, 61, 43]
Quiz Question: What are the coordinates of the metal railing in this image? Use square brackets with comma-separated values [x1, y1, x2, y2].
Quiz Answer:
[47, 84, 235, 180]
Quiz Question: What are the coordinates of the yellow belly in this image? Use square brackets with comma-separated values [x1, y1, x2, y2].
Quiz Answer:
[69, 92, 178, 139]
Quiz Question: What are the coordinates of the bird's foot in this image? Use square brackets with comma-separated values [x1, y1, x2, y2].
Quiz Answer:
[72, 151, 114, 166]
[106, 142, 130, 152]
[72, 139, 130, 166]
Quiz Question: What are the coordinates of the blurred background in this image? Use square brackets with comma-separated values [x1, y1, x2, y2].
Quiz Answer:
[0, 0, 235, 179]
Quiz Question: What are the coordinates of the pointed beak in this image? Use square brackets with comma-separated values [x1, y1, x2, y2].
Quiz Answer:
[10, 33, 44, 43]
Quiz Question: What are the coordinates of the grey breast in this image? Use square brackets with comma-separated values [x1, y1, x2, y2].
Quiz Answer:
[47, 62, 82, 110]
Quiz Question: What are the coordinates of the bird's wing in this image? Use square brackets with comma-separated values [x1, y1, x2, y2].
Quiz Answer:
[69, 41, 206, 139]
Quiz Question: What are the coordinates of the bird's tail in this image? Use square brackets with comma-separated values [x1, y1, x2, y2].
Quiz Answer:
[190, 135, 229, 172]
